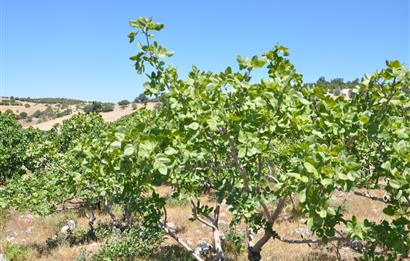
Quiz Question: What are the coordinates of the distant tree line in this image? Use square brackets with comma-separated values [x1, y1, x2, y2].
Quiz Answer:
[305, 77, 361, 90]
[84, 102, 115, 113]
[12, 97, 86, 105]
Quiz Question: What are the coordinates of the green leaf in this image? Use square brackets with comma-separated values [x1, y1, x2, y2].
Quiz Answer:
[111, 141, 121, 148]
[164, 147, 178, 156]
[158, 164, 167, 175]
[115, 132, 125, 142]
[187, 122, 200, 130]
[254, 97, 267, 107]
[383, 206, 395, 216]
[337, 173, 349, 181]
[128, 32, 136, 43]
[321, 178, 333, 186]
[317, 209, 327, 218]
[381, 161, 391, 171]
[228, 115, 241, 121]
[389, 180, 401, 189]
[304, 162, 318, 176]
[123, 144, 135, 156]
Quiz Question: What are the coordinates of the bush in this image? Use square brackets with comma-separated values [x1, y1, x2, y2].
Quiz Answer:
[24, 103, 30, 108]
[18, 112, 28, 119]
[56, 108, 72, 118]
[32, 110, 41, 118]
[5, 109, 13, 115]
[118, 99, 130, 106]
[94, 226, 164, 260]
[84, 102, 102, 113]
[101, 103, 114, 112]
[4, 243, 31, 261]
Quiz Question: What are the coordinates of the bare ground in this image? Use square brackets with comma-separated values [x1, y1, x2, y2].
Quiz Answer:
[0, 187, 388, 261]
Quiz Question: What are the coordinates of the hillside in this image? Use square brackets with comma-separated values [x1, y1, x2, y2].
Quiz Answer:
[0, 97, 158, 130]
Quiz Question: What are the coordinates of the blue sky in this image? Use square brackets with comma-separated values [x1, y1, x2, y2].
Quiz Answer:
[1, 0, 409, 102]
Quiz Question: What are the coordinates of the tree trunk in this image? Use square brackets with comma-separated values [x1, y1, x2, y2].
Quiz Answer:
[213, 227, 225, 261]
[247, 247, 262, 261]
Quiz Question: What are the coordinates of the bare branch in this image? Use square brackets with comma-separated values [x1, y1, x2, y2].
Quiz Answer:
[191, 200, 217, 230]
[278, 236, 348, 244]
[162, 223, 205, 261]
[353, 190, 387, 203]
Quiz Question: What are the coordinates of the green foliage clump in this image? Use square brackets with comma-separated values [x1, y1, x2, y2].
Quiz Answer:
[3, 243, 31, 261]
[222, 227, 245, 256]
[0, 112, 28, 185]
[84, 102, 114, 113]
[94, 226, 164, 260]
[17, 112, 28, 119]
[118, 99, 130, 106]
[57, 113, 106, 152]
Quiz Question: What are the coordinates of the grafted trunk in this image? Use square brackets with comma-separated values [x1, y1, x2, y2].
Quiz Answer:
[246, 199, 286, 261]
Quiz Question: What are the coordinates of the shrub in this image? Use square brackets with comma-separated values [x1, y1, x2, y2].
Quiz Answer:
[4, 243, 31, 261]
[118, 99, 130, 106]
[56, 108, 72, 118]
[84, 101, 103, 114]
[32, 110, 41, 118]
[18, 112, 28, 119]
[94, 226, 164, 260]
[101, 103, 114, 112]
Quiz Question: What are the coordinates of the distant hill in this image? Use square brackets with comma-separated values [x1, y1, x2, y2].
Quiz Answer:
[0, 96, 159, 130]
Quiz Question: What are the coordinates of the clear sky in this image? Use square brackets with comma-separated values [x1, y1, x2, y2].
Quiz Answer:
[1, 0, 409, 102]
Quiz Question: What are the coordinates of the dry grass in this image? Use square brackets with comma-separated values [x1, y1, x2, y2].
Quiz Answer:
[0, 186, 389, 260]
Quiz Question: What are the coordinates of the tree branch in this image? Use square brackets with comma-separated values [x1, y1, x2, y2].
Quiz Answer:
[278, 236, 348, 244]
[162, 222, 205, 261]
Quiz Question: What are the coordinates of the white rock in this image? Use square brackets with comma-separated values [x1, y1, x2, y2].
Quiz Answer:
[294, 227, 311, 237]
[219, 220, 227, 225]
[0, 254, 8, 261]
[67, 220, 76, 230]
[6, 236, 15, 242]
[195, 240, 212, 255]
[60, 225, 70, 235]
[166, 222, 184, 233]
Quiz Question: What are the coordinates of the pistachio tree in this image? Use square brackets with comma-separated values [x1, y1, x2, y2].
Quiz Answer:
[128, 17, 409, 260]
[0, 16, 408, 261]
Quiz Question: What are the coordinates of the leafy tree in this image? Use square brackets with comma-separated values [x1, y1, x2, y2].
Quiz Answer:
[134, 93, 148, 103]
[0, 17, 408, 261]
[0, 113, 27, 185]
[84, 101, 103, 113]
[128, 17, 409, 260]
